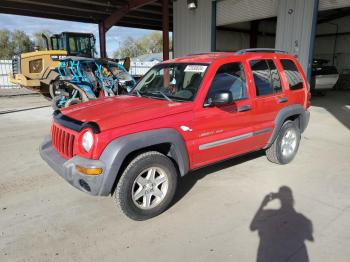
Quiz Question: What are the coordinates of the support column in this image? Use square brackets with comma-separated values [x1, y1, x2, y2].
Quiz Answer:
[98, 22, 107, 58]
[162, 0, 169, 61]
[275, 0, 319, 80]
[250, 20, 259, 48]
[211, 0, 216, 52]
[173, 0, 212, 57]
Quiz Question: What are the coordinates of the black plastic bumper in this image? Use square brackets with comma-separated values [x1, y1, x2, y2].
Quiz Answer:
[40, 136, 107, 196]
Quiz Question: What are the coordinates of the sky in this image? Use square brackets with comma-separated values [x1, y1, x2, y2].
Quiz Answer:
[0, 14, 158, 57]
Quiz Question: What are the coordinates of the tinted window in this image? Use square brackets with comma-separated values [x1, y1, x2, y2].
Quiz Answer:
[267, 60, 282, 93]
[250, 59, 282, 96]
[281, 59, 304, 90]
[206, 62, 247, 103]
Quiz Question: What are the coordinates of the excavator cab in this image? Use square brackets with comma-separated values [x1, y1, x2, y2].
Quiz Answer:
[49, 32, 96, 58]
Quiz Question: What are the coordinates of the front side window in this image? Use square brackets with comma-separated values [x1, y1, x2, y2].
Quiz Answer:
[281, 59, 304, 90]
[133, 63, 208, 101]
[250, 59, 282, 96]
[206, 62, 247, 104]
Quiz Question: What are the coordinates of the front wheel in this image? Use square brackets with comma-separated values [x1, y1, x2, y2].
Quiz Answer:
[266, 121, 301, 164]
[115, 151, 178, 220]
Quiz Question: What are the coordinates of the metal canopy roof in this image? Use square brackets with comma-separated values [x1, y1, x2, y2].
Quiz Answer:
[0, 0, 173, 31]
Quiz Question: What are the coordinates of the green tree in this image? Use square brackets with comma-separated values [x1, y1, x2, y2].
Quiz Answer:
[10, 30, 33, 55]
[113, 32, 172, 59]
[33, 30, 52, 50]
[0, 30, 12, 59]
[113, 36, 146, 58]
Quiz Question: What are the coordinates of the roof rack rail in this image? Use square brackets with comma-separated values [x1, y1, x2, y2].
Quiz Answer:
[186, 52, 223, 56]
[235, 48, 288, 55]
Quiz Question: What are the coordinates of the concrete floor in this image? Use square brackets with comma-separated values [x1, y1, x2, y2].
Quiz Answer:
[0, 91, 350, 262]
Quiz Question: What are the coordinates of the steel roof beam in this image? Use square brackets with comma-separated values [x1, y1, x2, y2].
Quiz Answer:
[103, 0, 158, 31]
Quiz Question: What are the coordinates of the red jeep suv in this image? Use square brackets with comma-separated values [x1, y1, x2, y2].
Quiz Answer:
[40, 49, 311, 220]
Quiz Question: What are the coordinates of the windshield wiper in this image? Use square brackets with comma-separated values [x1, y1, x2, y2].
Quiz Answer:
[148, 91, 173, 102]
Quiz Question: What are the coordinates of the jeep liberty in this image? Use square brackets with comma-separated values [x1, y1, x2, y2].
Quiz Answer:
[40, 49, 311, 220]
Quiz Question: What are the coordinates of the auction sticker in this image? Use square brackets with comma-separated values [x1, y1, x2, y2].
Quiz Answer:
[184, 65, 207, 73]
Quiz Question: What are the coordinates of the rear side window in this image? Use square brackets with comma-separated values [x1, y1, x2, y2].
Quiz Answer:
[250, 59, 282, 96]
[281, 59, 304, 90]
[206, 62, 247, 103]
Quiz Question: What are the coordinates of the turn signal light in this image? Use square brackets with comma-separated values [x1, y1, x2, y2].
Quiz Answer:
[76, 165, 103, 176]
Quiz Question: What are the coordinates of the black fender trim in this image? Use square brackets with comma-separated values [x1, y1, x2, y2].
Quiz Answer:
[265, 104, 310, 148]
[98, 128, 190, 196]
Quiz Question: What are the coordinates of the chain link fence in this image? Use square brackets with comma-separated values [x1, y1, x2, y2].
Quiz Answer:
[0, 60, 20, 89]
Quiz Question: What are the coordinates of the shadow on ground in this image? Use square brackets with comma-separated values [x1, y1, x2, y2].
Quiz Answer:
[311, 90, 350, 129]
[172, 150, 265, 206]
[250, 186, 314, 262]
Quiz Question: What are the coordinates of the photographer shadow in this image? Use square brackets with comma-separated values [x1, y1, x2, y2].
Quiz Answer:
[250, 186, 314, 262]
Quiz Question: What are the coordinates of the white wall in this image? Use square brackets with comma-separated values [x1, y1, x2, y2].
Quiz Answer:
[216, 31, 249, 51]
[173, 0, 212, 57]
[216, 30, 275, 51]
[216, 20, 276, 51]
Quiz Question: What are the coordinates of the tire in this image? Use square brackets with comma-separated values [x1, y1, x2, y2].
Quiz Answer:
[64, 98, 81, 107]
[52, 96, 63, 110]
[115, 151, 178, 220]
[49, 80, 60, 99]
[266, 120, 301, 165]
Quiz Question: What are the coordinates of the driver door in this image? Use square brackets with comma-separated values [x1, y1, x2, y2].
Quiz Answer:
[192, 62, 255, 168]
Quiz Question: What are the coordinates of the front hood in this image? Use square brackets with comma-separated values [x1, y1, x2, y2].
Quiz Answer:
[61, 95, 194, 131]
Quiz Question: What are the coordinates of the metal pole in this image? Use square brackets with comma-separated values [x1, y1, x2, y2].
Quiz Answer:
[98, 22, 107, 58]
[250, 20, 259, 48]
[307, 0, 319, 82]
[211, 0, 217, 52]
[162, 0, 169, 61]
[328, 22, 339, 66]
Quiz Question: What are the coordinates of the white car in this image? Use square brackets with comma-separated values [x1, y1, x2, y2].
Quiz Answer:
[311, 60, 339, 93]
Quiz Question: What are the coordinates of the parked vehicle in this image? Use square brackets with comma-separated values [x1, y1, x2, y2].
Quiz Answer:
[9, 32, 96, 99]
[52, 57, 136, 109]
[40, 49, 311, 220]
[311, 58, 339, 95]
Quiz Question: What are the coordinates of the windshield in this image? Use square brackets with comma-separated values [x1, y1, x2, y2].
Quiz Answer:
[133, 63, 208, 101]
[68, 36, 94, 57]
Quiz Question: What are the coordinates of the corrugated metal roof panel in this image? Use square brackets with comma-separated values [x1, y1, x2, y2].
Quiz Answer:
[319, 0, 350, 11]
[217, 0, 278, 26]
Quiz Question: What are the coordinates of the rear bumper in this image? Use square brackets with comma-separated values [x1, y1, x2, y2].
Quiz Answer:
[40, 136, 107, 196]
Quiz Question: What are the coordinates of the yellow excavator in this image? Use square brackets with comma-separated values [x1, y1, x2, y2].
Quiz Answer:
[9, 32, 97, 98]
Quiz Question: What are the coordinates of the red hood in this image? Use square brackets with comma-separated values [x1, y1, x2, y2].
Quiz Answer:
[61, 95, 194, 131]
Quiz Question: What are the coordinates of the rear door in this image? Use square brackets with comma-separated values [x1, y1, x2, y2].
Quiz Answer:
[247, 58, 288, 149]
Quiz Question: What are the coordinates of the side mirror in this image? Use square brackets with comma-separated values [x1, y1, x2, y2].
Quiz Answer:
[210, 91, 233, 106]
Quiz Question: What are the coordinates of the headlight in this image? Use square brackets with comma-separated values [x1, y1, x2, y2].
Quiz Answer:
[82, 130, 94, 152]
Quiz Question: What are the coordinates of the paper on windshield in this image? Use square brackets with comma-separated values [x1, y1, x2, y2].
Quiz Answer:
[184, 65, 207, 73]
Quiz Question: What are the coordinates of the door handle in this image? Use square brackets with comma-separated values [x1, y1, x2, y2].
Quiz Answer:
[277, 97, 288, 103]
[237, 105, 251, 112]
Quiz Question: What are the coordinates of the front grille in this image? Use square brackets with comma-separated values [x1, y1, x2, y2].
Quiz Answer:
[51, 123, 76, 158]
[12, 55, 20, 76]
